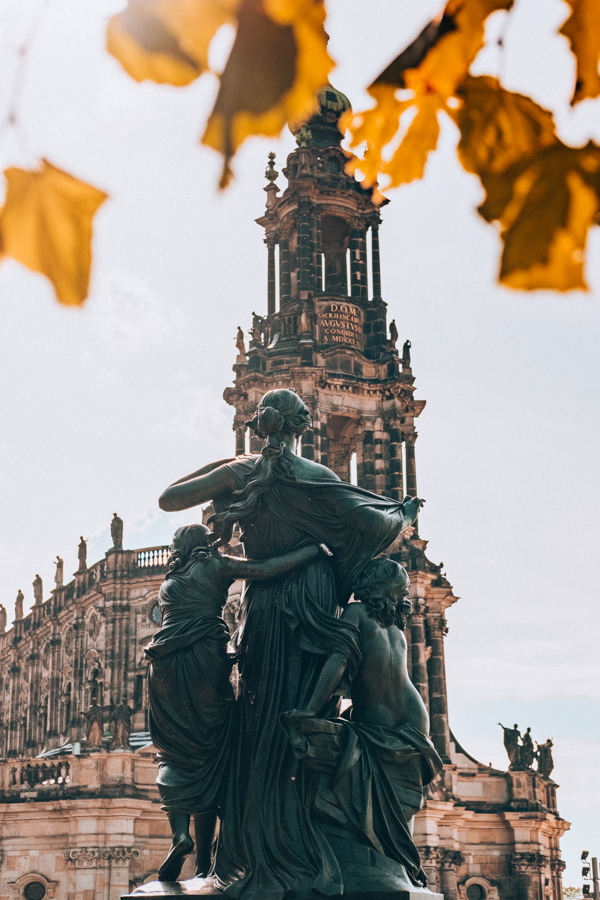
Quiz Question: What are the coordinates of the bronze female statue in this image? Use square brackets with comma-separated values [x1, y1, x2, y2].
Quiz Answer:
[146, 522, 332, 884]
[158, 389, 421, 898]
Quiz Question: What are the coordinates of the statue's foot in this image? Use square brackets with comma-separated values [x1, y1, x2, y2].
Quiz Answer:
[157, 835, 194, 882]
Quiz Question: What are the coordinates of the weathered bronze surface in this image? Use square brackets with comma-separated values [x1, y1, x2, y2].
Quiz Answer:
[131, 389, 441, 899]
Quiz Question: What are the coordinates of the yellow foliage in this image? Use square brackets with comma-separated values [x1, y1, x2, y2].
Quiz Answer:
[560, 0, 600, 104]
[107, 0, 239, 86]
[347, 0, 513, 188]
[479, 143, 600, 291]
[0, 160, 108, 306]
[202, 0, 332, 186]
[454, 75, 559, 175]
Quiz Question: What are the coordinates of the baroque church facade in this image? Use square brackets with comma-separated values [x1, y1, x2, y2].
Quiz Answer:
[0, 88, 568, 900]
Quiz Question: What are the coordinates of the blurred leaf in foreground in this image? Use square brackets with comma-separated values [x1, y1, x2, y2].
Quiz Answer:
[203, 0, 332, 186]
[347, 0, 514, 188]
[107, 0, 239, 86]
[0, 160, 108, 306]
[560, 0, 600, 105]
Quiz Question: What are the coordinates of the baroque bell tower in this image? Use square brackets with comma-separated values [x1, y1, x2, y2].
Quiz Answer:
[224, 85, 422, 503]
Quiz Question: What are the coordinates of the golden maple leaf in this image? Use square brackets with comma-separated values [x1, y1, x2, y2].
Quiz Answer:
[479, 143, 600, 291]
[107, 0, 239, 86]
[560, 0, 600, 104]
[0, 160, 108, 306]
[202, 0, 332, 186]
[347, 0, 514, 188]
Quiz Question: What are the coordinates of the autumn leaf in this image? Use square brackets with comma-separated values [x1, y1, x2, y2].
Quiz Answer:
[347, 0, 514, 189]
[107, 0, 239, 86]
[478, 143, 600, 291]
[560, 0, 600, 104]
[453, 75, 559, 175]
[202, 0, 332, 187]
[0, 160, 108, 306]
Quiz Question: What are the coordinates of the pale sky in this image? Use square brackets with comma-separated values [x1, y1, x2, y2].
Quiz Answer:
[0, 0, 598, 881]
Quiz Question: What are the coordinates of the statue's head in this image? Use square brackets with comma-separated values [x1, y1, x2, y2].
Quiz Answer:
[169, 524, 211, 571]
[247, 389, 312, 443]
[352, 558, 411, 629]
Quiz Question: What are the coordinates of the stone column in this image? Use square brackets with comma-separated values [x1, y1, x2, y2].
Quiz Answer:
[405, 432, 419, 532]
[420, 848, 442, 893]
[297, 204, 313, 292]
[440, 850, 464, 900]
[235, 424, 246, 456]
[410, 600, 429, 712]
[427, 614, 451, 762]
[279, 239, 291, 305]
[267, 240, 276, 315]
[301, 428, 315, 460]
[371, 224, 381, 300]
[388, 426, 404, 501]
[512, 853, 545, 900]
[373, 417, 387, 495]
[315, 217, 323, 291]
[551, 859, 566, 900]
[318, 416, 329, 468]
[358, 426, 376, 492]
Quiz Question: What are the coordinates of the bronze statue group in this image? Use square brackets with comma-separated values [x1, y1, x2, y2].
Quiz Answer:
[144, 389, 443, 899]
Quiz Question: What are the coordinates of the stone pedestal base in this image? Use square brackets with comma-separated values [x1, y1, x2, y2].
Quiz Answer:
[123, 881, 442, 900]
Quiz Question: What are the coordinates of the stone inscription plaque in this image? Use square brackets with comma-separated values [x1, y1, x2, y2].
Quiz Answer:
[318, 302, 363, 348]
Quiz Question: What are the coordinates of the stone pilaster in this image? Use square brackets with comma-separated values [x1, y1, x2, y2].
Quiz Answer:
[410, 600, 430, 712]
[267, 240, 276, 315]
[371, 224, 381, 300]
[420, 847, 443, 893]
[427, 614, 451, 762]
[279, 238, 291, 304]
[388, 425, 404, 501]
[512, 852, 546, 900]
[439, 850, 464, 900]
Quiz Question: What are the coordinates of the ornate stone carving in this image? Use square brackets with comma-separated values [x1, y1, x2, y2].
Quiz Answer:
[64, 847, 140, 867]
[512, 852, 547, 873]
[440, 850, 465, 870]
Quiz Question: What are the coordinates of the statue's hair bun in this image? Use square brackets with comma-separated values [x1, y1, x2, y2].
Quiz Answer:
[256, 406, 285, 436]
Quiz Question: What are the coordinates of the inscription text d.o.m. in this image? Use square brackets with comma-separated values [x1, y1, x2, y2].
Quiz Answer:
[318, 302, 362, 349]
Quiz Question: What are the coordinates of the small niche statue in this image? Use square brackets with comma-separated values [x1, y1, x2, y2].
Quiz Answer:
[15, 589, 24, 621]
[235, 326, 246, 357]
[82, 698, 104, 747]
[537, 739, 554, 779]
[54, 556, 64, 588]
[110, 697, 132, 749]
[32, 574, 43, 605]
[520, 726, 535, 768]
[499, 723, 521, 768]
[111, 513, 124, 551]
[77, 536, 87, 572]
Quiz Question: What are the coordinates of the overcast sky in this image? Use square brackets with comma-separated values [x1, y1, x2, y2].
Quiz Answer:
[0, 0, 598, 881]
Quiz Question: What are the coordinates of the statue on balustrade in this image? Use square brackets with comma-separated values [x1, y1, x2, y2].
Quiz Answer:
[135, 388, 435, 899]
[520, 727, 536, 768]
[15, 589, 24, 621]
[110, 698, 132, 749]
[111, 513, 124, 551]
[537, 739, 554, 779]
[0, 604, 6, 633]
[33, 573, 43, 605]
[54, 556, 64, 588]
[82, 698, 104, 748]
[389, 318, 399, 344]
[78, 536, 87, 571]
[499, 722, 522, 768]
[402, 339, 412, 367]
[235, 327, 246, 357]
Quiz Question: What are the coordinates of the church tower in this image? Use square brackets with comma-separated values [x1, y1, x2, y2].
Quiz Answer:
[224, 86, 569, 900]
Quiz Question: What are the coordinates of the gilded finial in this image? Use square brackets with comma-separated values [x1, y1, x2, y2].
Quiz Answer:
[265, 152, 279, 183]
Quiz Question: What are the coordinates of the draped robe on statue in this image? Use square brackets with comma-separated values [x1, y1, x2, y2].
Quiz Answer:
[212, 455, 421, 900]
[145, 554, 235, 815]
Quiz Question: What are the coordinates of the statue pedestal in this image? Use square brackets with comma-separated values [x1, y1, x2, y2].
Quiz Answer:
[123, 882, 442, 900]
